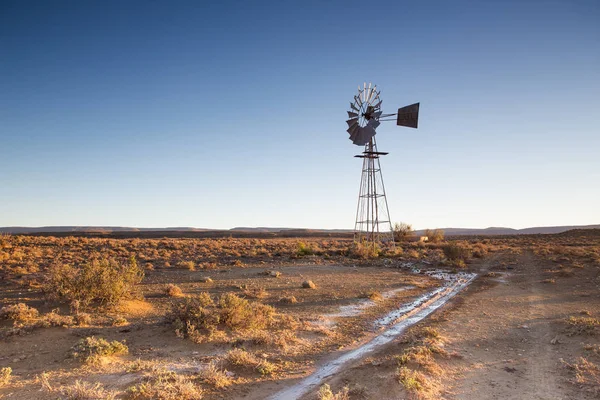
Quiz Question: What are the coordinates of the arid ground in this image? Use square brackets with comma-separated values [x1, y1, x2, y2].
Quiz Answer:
[1, 231, 599, 399]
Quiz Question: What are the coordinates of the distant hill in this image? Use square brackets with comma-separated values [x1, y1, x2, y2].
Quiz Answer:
[1, 224, 598, 237]
[414, 224, 600, 236]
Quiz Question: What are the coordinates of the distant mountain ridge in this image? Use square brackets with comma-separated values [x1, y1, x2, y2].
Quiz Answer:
[1, 224, 599, 236]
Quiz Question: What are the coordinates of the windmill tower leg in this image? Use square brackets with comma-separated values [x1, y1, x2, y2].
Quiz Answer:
[354, 137, 394, 246]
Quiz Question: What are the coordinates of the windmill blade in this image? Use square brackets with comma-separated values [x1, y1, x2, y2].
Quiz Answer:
[346, 118, 358, 128]
[373, 99, 382, 109]
[354, 95, 363, 106]
[354, 125, 376, 146]
[372, 111, 382, 119]
[396, 102, 420, 128]
[350, 102, 359, 112]
[347, 123, 359, 137]
[367, 119, 381, 130]
[347, 111, 358, 118]
[350, 126, 361, 142]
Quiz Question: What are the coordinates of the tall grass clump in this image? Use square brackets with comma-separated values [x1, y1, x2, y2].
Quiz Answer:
[45, 256, 144, 308]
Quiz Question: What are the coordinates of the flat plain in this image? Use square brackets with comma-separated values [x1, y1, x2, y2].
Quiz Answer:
[1, 231, 599, 399]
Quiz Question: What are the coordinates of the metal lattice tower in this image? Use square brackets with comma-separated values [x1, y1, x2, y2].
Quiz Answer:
[345, 82, 419, 246]
[354, 137, 394, 244]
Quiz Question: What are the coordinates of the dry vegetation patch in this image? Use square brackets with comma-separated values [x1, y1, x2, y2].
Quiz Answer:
[70, 336, 129, 364]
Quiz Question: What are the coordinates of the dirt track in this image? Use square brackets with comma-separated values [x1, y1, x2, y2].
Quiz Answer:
[301, 250, 600, 399]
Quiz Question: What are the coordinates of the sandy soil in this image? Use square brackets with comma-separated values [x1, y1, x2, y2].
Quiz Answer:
[304, 250, 600, 399]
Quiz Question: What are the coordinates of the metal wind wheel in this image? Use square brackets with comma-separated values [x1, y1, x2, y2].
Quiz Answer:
[346, 83, 383, 146]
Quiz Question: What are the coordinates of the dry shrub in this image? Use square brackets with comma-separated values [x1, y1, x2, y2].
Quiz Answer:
[70, 336, 128, 364]
[126, 370, 203, 400]
[359, 290, 384, 301]
[567, 316, 600, 336]
[225, 348, 276, 376]
[199, 363, 232, 388]
[45, 256, 144, 308]
[0, 303, 39, 323]
[177, 261, 195, 271]
[565, 357, 599, 395]
[424, 229, 444, 243]
[296, 242, 314, 257]
[42, 378, 117, 400]
[165, 284, 184, 298]
[443, 243, 471, 265]
[168, 292, 275, 342]
[348, 241, 380, 259]
[318, 383, 350, 400]
[0, 367, 11, 388]
[397, 367, 434, 395]
[243, 287, 269, 299]
[279, 296, 298, 304]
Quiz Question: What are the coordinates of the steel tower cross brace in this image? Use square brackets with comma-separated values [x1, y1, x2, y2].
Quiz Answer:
[354, 136, 394, 244]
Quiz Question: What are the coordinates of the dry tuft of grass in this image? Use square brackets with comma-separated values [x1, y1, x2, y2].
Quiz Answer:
[567, 316, 600, 336]
[362, 291, 383, 302]
[41, 376, 117, 400]
[225, 348, 276, 376]
[70, 336, 128, 364]
[199, 363, 232, 388]
[318, 383, 350, 400]
[279, 296, 298, 304]
[0, 367, 12, 388]
[126, 370, 204, 400]
[0, 303, 39, 323]
[165, 284, 184, 298]
[565, 357, 600, 396]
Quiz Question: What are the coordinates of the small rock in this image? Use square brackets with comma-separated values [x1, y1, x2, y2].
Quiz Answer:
[550, 336, 560, 345]
[302, 280, 317, 289]
[200, 277, 213, 283]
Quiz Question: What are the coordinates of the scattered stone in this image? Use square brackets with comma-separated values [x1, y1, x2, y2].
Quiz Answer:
[302, 280, 316, 289]
[200, 277, 213, 283]
[503, 367, 517, 373]
[550, 335, 560, 345]
[263, 270, 281, 278]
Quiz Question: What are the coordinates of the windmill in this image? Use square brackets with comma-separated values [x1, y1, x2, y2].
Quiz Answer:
[346, 83, 419, 245]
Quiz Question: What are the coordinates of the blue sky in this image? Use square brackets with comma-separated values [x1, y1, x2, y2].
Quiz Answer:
[1, 0, 599, 230]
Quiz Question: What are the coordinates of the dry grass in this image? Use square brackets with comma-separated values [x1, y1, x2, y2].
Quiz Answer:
[566, 316, 600, 336]
[165, 284, 184, 298]
[565, 357, 600, 395]
[225, 348, 277, 376]
[318, 383, 350, 400]
[393, 326, 448, 399]
[45, 256, 144, 309]
[167, 292, 280, 343]
[199, 363, 232, 388]
[70, 336, 129, 364]
[0, 303, 39, 323]
[40, 376, 118, 400]
[0, 367, 12, 388]
[126, 370, 204, 400]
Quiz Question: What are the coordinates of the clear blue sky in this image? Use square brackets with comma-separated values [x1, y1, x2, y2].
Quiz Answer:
[1, 0, 599, 230]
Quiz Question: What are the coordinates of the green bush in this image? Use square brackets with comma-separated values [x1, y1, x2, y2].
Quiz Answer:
[45, 256, 144, 308]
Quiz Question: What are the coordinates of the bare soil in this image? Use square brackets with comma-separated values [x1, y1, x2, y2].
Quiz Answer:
[1, 232, 599, 399]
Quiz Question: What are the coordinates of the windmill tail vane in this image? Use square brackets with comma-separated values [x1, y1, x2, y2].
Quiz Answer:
[346, 82, 420, 246]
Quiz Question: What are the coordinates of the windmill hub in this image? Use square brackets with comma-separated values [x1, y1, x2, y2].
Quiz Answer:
[346, 82, 420, 245]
